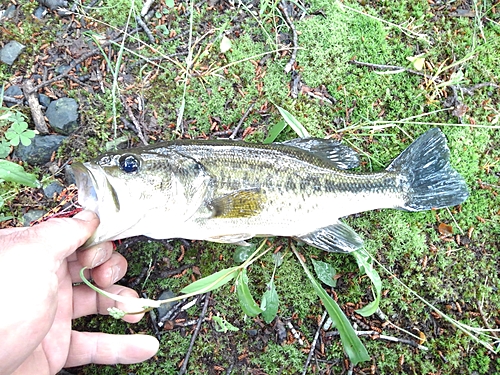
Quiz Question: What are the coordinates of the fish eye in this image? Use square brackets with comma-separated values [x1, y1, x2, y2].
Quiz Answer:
[119, 154, 140, 173]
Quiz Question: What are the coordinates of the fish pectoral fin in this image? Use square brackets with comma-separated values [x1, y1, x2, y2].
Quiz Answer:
[209, 189, 266, 218]
[296, 221, 364, 253]
[281, 138, 360, 169]
[206, 234, 254, 244]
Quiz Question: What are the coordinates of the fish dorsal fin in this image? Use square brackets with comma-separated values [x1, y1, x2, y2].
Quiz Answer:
[281, 138, 359, 169]
[209, 188, 266, 218]
[296, 221, 364, 253]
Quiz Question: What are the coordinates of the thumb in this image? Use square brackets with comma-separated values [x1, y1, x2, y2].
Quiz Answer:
[12, 210, 100, 264]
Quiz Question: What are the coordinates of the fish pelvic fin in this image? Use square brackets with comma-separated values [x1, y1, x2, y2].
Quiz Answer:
[296, 221, 364, 253]
[387, 128, 469, 211]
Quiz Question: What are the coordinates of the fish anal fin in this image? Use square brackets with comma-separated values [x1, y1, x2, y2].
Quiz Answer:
[296, 221, 364, 253]
[281, 138, 360, 169]
[210, 189, 266, 218]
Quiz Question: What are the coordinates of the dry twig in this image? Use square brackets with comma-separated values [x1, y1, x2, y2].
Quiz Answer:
[178, 292, 211, 375]
[22, 80, 50, 134]
[278, 1, 299, 74]
[301, 311, 328, 375]
[326, 330, 428, 350]
[230, 102, 255, 140]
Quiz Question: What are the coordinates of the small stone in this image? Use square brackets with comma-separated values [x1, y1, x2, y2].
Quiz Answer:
[0, 41, 26, 66]
[38, 93, 51, 108]
[55, 64, 71, 75]
[23, 209, 46, 227]
[0, 5, 17, 21]
[33, 6, 47, 19]
[43, 181, 64, 199]
[36, 0, 68, 10]
[156, 290, 178, 321]
[3, 85, 23, 107]
[45, 98, 79, 135]
[14, 134, 67, 165]
[64, 164, 76, 185]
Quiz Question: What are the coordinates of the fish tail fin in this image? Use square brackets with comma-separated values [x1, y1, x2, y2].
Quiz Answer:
[387, 128, 469, 211]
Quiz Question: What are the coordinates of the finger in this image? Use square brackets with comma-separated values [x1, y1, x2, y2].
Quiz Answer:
[72, 284, 145, 323]
[76, 241, 115, 269]
[1, 210, 99, 264]
[69, 250, 126, 285]
[69, 252, 127, 286]
[65, 331, 159, 367]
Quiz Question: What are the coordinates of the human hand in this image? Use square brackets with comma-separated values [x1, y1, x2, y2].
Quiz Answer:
[0, 210, 159, 375]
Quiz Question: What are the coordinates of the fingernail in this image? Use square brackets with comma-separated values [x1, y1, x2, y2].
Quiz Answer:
[111, 265, 122, 284]
[74, 210, 97, 222]
[91, 246, 107, 268]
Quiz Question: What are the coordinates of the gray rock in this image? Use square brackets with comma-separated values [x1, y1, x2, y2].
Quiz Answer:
[55, 64, 71, 75]
[43, 181, 64, 199]
[0, 5, 17, 21]
[36, 0, 68, 10]
[64, 164, 76, 185]
[156, 290, 178, 321]
[38, 93, 51, 108]
[4, 85, 23, 107]
[33, 6, 47, 19]
[15, 134, 67, 165]
[23, 209, 46, 226]
[0, 41, 26, 66]
[45, 98, 79, 135]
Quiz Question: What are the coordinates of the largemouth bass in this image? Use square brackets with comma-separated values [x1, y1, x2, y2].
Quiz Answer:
[71, 128, 468, 251]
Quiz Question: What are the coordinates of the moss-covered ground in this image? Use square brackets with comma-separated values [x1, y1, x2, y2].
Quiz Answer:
[1, 0, 499, 373]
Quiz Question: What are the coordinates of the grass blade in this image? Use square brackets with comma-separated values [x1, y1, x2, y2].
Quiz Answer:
[351, 249, 382, 317]
[275, 105, 310, 138]
[292, 245, 370, 365]
[180, 266, 239, 294]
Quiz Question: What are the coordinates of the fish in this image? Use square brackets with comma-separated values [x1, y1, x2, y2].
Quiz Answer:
[71, 128, 469, 251]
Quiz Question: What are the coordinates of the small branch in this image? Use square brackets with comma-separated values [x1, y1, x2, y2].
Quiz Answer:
[140, 0, 154, 17]
[135, 15, 155, 44]
[22, 80, 50, 134]
[229, 102, 255, 140]
[121, 95, 149, 145]
[349, 59, 439, 82]
[278, 1, 299, 74]
[476, 300, 499, 339]
[326, 330, 428, 350]
[461, 82, 499, 96]
[301, 311, 328, 375]
[178, 292, 211, 375]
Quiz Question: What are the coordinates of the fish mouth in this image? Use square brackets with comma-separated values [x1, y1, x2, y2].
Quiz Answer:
[71, 162, 101, 215]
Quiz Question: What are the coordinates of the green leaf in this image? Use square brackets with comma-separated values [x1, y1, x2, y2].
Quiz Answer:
[351, 249, 382, 317]
[0, 160, 40, 187]
[275, 105, 310, 138]
[180, 266, 239, 294]
[261, 279, 279, 323]
[12, 121, 28, 133]
[293, 246, 370, 365]
[263, 120, 286, 144]
[213, 315, 239, 333]
[220, 35, 232, 53]
[0, 141, 10, 158]
[236, 269, 263, 317]
[164, 0, 174, 8]
[312, 258, 337, 287]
